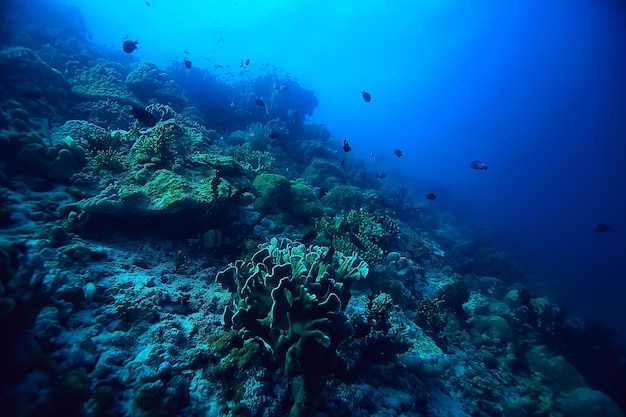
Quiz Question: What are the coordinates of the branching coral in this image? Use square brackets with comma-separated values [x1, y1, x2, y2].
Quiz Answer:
[316, 210, 400, 263]
[230, 143, 275, 173]
[130, 121, 180, 166]
[216, 237, 368, 417]
[91, 147, 127, 173]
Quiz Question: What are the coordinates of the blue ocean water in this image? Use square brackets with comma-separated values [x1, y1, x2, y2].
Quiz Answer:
[69, 0, 626, 333]
[2, 0, 626, 416]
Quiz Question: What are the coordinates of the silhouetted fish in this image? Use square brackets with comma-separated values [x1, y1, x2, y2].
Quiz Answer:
[321, 245, 335, 264]
[343, 140, 351, 152]
[378, 173, 387, 179]
[517, 290, 532, 306]
[348, 233, 366, 251]
[361, 90, 371, 102]
[245, 58, 250, 66]
[471, 160, 489, 170]
[340, 158, 345, 167]
[298, 230, 318, 245]
[123, 40, 138, 53]
[595, 223, 609, 233]
[426, 193, 437, 200]
[318, 187, 329, 198]
[254, 98, 265, 107]
[125, 105, 156, 127]
[394, 149, 403, 158]
[269, 132, 280, 140]
[183, 58, 192, 69]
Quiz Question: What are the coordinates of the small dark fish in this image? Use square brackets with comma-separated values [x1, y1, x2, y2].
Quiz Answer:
[123, 40, 138, 54]
[343, 140, 351, 152]
[245, 58, 250, 66]
[145, 1, 150, 6]
[218, 38, 225, 45]
[348, 233, 366, 251]
[471, 160, 489, 170]
[426, 193, 437, 200]
[394, 149, 403, 158]
[298, 230, 318, 245]
[595, 223, 609, 233]
[184, 50, 190, 54]
[375, 171, 379, 179]
[379, 173, 387, 179]
[361, 90, 371, 102]
[254, 98, 265, 107]
[240, 58, 243, 68]
[214, 64, 224, 69]
[126, 105, 156, 127]
[321, 245, 335, 264]
[19, 90, 43, 100]
[183, 58, 192, 69]
[269, 132, 280, 140]
[370, 150, 374, 157]
[318, 187, 329, 198]
[517, 289, 532, 306]
[294, 111, 300, 124]
[340, 158, 345, 167]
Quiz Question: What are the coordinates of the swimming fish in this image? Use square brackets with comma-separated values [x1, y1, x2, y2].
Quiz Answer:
[123, 40, 138, 53]
[426, 193, 437, 200]
[595, 223, 609, 233]
[183, 58, 192, 69]
[245, 58, 250, 66]
[193, 229, 223, 249]
[298, 230, 318, 245]
[361, 90, 371, 102]
[370, 150, 374, 157]
[125, 105, 156, 127]
[318, 187, 329, 198]
[471, 160, 489, 170]
[378, 173, 387, 179]
[321, 245, 335, 264]
[348, 233, 366, 251]
[269, 132, 280, 140]
[254, 98, 265, 108]
[340, 158, 345, 167]
[394, 149, 403, 158]
[343, 140, 351, 152]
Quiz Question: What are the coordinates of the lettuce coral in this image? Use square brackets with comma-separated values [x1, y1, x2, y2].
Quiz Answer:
[216, 237, 368, 417]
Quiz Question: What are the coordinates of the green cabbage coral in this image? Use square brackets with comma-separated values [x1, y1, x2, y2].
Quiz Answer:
[216, 237, 368, 417]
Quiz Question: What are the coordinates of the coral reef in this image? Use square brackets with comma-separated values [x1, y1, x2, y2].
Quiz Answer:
[1, 5, 624, 417]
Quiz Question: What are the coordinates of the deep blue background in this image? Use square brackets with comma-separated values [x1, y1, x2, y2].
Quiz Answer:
[19, 0, 626, 336]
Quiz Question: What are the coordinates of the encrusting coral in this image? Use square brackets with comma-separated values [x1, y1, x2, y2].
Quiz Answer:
[216, 237, 368, 417]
